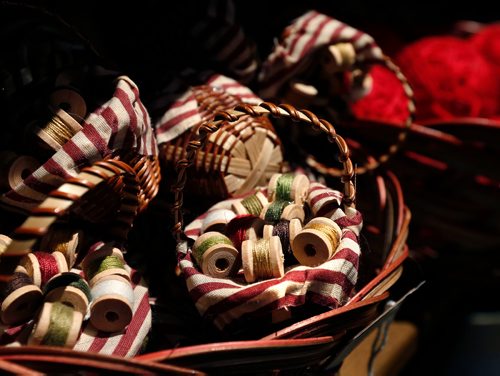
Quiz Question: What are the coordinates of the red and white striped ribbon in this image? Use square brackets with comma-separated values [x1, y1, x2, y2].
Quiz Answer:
[155, 73, 261, 145]
[178, 182, 362, 329]
[0, 76, 158, 212]
[258, 10, 384, 99]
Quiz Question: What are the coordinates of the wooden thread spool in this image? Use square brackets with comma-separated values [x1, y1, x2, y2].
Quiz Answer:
[20, 251, 68, 288]
[81, 245, 129, 287]
[226, 215, 265, 252]
[242, 236, 284, 283]
[292, 217, 342, 267]
[40, 227, 82, 269]
[263, 218, 302, 266]
[307, 182, 343, 217]
[321, 43, 357, 74]
[232, 191, 268, 216]
[36, 107, 83, 151]
[349, 68, 373, 101]
[201, 208, 237, 234]
[192, 232, 239, 278]
[44, 272, 91, 316]
[262, 201, 305, 224]
[1, 272, 42, 325]
[90, 275, 133, 333]
[283, 81, 324, 108]
[267, 173, 310, 204]
[0, 151, 40, 191]
[29, 301, 83, 348]
[49, 88, 87, 120]
[0, 234, 11, 255]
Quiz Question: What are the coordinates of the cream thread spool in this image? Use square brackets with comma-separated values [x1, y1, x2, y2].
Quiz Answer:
[90, 275, 134, 333]
[283, 81, 323, 108]
[40, 228, 82, 269]
[1, 272, 43, 325]
[200, 209, 237, 234]
[36, 107, 83, 151]
[192, 232, 239, 278]
[49, 88, 87, 120]
[292, 217, 342, 267]
[267, 173, 310, 204]
[349, 69, 373, 101]
[242, 236, 284, 283]
[321, 43, 357, 74]
[232, 191, 268, 216]
[81, 245, 129, 286]
[20, 251, 68, 288]
[29, 301, 83, 348]
[44, 272, 91, 316]
[0, 151, 40, 191]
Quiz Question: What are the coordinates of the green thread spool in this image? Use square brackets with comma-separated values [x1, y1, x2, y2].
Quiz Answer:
[241, 194, 265, 216]
[29, 301, 83, 348]
[276, 173, 294, 201]
[192, 232, 239, 278]
[264, 200, 288, 223]
[85, 255, 125, 281]
[268, 173, 310, 204]
[44, 272, 92, 315]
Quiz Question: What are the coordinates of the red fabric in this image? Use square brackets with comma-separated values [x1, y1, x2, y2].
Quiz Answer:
[350, 65, 409, 123]
[395, 36, 500, 121]
[472, 24, 500, 70]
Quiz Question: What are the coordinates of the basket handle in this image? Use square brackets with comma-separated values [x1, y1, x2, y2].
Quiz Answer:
[308, 56, 416, 176]
[171, 102, 356, 242]
[0, 159, 139, 282]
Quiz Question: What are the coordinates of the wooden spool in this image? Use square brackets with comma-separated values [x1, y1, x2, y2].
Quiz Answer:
[192, 232, 240, 278]
[267, 173, 310, 204]
[44, 273, 90, 316]
[20, 251, 68, 288]
[232, 191, 269, 216]
[261, 203, 305, 223]
[0, 151, 40, 191]
[89, 275, 133, 333]
[292, 217, 342, 267]
[321, 43, 357, 74]
[81, 246, 129, 287]
[1, 283, 43, 325]
[263, 218, 303, 243]
[36, 108, 83, 151]
[39, 228, 82, 269]
[49, 88, 87, 120]
[242, 236, 284, 283]
[283, 81, 324, 108]
[29, 301, 83, 348]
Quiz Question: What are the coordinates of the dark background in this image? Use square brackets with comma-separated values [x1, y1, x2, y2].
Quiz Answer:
[2, 1, 499, 374]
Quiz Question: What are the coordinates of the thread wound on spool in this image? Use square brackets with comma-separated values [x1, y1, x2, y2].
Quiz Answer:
[226, 215, 261, 251]
[242, 236, 284, 283]
[192, 232, 239, 277]
[292, 217, 342, 267]
[241, 194, 265, 216]
[90, 276, 134, 333]
[275, 174, 294, 201]
[192, 233, 233, 265]
[264, 200, 289, 223]
[44, 272, 92, 315]
[1, 272, 42, 325]
[85, 255, 125, 281]
[272, 221, 297, 265]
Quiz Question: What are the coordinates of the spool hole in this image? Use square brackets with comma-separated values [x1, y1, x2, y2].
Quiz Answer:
[305, 244, 317, 257]
[106, 311, 119, 322]
[59, 102, 71, 112]
[16, 302, 28, 312]
[215, 258, 229, 271]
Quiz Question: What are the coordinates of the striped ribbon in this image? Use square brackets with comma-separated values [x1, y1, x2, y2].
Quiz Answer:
[258, 10, 384, 99]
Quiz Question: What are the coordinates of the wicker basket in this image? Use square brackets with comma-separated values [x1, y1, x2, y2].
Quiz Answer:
[144, 102, 413, 374]
[156, 74, 283, 205]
